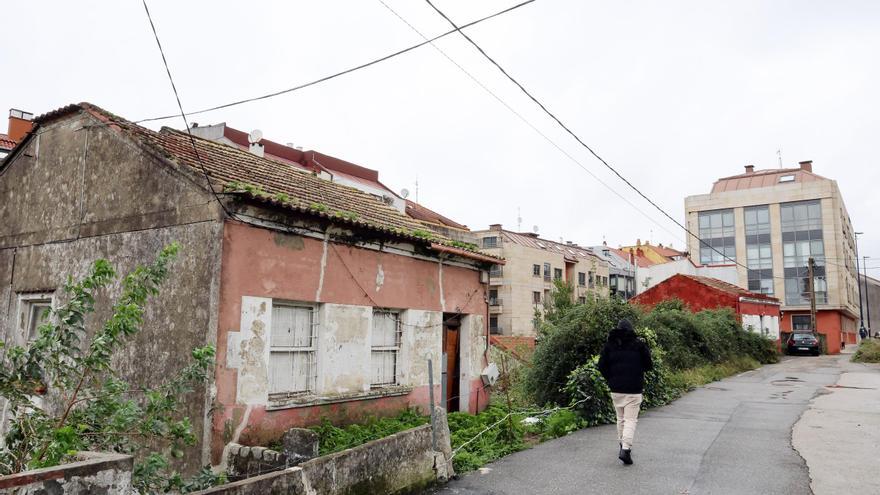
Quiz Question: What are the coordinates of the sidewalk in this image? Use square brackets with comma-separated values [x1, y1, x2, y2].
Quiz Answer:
[792, 353, 880, 494]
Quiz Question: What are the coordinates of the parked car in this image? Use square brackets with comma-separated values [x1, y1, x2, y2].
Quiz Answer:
[787, 332, 821, 356]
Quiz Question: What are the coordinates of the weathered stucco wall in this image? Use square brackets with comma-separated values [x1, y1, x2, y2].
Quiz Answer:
[213, 222, 485, 463]
[0, 110, 224, 473]
[0, 452, 132, 495]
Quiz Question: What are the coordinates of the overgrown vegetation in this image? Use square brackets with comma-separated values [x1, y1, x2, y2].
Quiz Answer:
[852, 339, 880, 363]
[0, 245, 221, 493]
[309, 408, 429, 456]
[526, 294, 778, 415]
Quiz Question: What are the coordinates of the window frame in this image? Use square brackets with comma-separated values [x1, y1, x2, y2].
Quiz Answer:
[370, 309, 403, 388]
[482, 236, 498, 249]
[16, 292, 54, 342]
[268, 302, 318, 398]
[532, 291, 542, 304]
[532, 264, 541, 277]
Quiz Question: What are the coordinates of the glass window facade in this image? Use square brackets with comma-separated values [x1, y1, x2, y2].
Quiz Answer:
[781, 200, 826, 305]
[744, 205, 774, 294]
[699, 209, 736, 265]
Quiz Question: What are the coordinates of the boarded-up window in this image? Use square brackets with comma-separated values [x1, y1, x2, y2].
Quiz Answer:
[269, 304, 316, 395]
[372, 310, 402, 387]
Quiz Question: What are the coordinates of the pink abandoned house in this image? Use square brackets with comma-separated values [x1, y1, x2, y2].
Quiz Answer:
[0, 103, 499, 470]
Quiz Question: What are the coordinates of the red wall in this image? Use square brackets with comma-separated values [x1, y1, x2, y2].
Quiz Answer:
[211, 221, 487, 463]
[780, 310, 857, 354]
[632, 275, 739, 312]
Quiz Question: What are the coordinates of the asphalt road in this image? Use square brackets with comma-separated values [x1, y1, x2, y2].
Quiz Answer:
[430, 354, 865, 495]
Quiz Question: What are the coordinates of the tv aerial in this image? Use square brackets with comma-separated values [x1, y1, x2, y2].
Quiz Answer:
[400, 188, 410, 199]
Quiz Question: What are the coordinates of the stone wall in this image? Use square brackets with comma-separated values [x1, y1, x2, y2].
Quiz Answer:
[0, 452, 132, 494]
[196, 423, 447, 495]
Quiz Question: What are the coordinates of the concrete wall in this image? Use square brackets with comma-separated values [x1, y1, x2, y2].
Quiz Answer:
[0, 452, 132, 494]
[0, 110, 224, 473]
[195, 425, 442, 495]
[212, 222, 487, 464]
[863, 276, 880, 335]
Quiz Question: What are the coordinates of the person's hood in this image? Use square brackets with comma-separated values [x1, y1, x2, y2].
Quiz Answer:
[609, 319, 636, 342]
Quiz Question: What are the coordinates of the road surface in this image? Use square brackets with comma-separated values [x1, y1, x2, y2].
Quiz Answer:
[430, 353, 880, 495]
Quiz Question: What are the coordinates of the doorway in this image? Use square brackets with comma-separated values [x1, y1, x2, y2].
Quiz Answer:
[442, 313, 461, 412]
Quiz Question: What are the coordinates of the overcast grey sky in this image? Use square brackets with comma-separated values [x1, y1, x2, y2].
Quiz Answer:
[4, 1, 879, 269]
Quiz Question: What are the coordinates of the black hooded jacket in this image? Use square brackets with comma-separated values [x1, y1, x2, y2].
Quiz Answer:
[598, 320, 653, 394]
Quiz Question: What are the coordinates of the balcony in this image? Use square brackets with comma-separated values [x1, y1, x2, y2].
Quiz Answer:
[489, 298, 503, 313]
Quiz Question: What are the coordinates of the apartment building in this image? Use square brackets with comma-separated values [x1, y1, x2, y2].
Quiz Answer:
[473, 225, 610, 337]
[685, 161, 859, 353]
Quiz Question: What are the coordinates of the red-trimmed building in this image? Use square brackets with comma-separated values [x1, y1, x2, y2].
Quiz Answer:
[631, 274, 782, 342]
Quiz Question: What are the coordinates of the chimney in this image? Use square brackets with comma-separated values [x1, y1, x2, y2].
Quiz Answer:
[8, 109, 34, 142]
[798, 160, 813, 173]
[248, 142, 265, 157]
[489, 223, 502, 231]
[744, 164, 755, 174]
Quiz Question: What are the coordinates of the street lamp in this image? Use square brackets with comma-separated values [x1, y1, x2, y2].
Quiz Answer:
[855, 232, 865, 339]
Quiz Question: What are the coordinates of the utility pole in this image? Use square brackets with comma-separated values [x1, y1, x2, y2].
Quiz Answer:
[855, 232, 865, 338]
[808, 257, 818, 333]
[865, 256, 872, 336]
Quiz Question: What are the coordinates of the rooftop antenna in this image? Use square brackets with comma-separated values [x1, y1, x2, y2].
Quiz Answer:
[400, 188, 410, 199]
[415, 177, 419, 204]
[532, 225, 539, 234]
[777, 148, 783, 168]
[517, 207, 522, 231]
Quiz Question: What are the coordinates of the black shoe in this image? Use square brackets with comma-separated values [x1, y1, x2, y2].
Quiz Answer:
[619, 448, 633, 465]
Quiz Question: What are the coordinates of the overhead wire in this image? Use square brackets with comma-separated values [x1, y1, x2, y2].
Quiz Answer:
[419, 0, 790, 278]
[133, 0, 538, 124]
[373, 0, 686, 246]
[140, 0, 235, 220]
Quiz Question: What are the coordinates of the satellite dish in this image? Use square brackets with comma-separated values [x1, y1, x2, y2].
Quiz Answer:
[532, 225, 539, 233]
[247, 129, 263, 144]
[400, 188, 410, 199]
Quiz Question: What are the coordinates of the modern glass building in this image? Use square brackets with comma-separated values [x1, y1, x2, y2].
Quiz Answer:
[685, 162, 859, 353]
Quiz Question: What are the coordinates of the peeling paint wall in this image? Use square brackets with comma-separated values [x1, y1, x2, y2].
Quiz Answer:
[213, 222, 486, 464]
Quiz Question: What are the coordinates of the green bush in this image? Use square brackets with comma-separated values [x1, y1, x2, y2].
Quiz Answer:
[853, 339, 880, 363]
[541, 409, 584, 439]
[527, 292, 778, 413]
[525, 296, 640, 406]
[310, 408, 428, 456]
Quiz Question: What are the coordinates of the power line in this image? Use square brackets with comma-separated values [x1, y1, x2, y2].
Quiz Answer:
[421, 0, 761, 275]
[140, 0, 234, 220]
[134, 0, 537, 125]
[374, 0, 686, 245]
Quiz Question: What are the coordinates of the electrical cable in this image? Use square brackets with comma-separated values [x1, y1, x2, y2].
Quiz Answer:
[420, 0, 780, 278]
[140, 0, 235, 221]
[133, 0, 537, 124]
[374, 0, 686, 246]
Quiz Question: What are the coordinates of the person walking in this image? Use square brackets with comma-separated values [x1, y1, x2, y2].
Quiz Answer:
[598, 319, 653, 465]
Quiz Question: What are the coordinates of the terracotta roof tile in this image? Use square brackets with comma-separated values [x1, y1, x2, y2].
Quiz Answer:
[31, 103, 498, 257]
[406, 200, 469, 230]
[681, 274, 778, 301]
[0, 133, 16, 151]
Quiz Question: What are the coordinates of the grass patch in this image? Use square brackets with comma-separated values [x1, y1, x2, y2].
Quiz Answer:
[853, 339, 880, 363]
[666, 356, 760, 393]
[309, 408, 429, 456]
